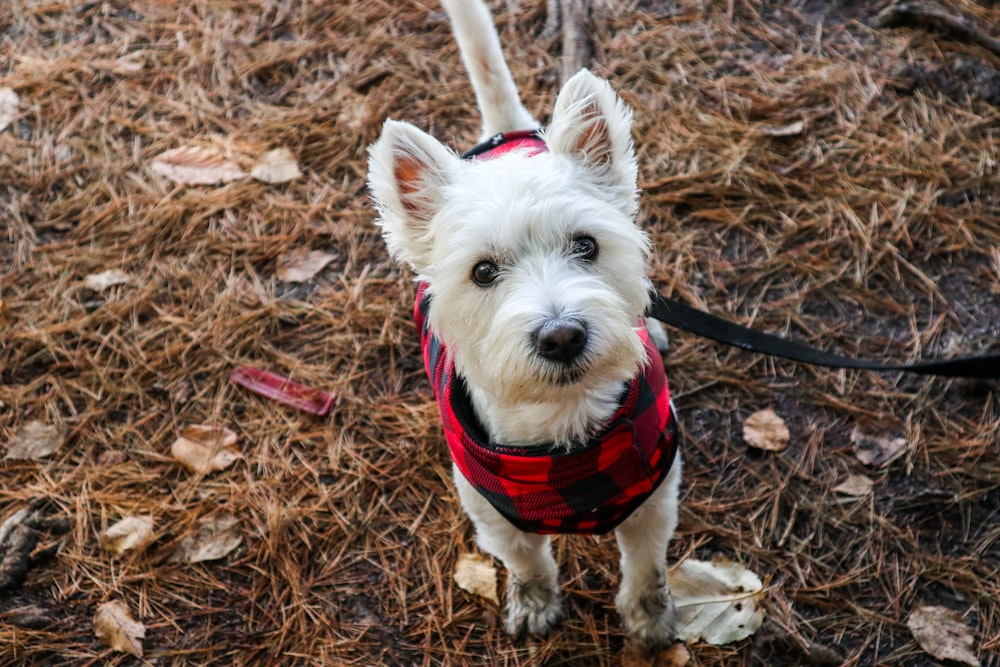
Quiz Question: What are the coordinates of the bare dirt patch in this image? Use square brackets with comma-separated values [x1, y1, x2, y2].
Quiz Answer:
[2, 0, 999, 665]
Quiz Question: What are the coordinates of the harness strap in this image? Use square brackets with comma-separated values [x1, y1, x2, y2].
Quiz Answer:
[648, 291, 1000, 379]
[460, 129, 546, 160]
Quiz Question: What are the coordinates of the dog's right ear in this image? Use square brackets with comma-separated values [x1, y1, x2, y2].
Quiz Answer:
[368, 120, 459, 272]
[546, 70, 639, 214]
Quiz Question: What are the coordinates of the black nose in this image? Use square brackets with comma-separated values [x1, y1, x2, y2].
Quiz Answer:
[534, 318, 588, 365]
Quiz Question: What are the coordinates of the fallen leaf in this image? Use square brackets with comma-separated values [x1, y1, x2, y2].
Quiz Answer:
[833, 473, 874, 497]
[172, 513, 242, 563]
[97, 449, 128, 465]
[907, 605, 981, 667]
[4, 421, 66, 460]
[250, 147, 302, 184]
[100, 516, 154, 555]
[851, 426, 907, 467]
[453, 553, 498, 604]
[760, 120, 805, 137]
[171, 425, 241, 474]
[0, 87, 18, 131]
[623, 641, 691, 667]
[93, 600, 145, 658]
[276, 249, 337, 283]
[743, 409, 789, 452]
[669, 558, 765, 645]
[85, 269, 131, 290]
[150, 145, 246, 185]
[230, 365, 334, 416]
[93, 52, 146, 74]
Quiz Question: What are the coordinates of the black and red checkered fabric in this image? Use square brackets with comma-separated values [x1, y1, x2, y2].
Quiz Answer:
[459, 128, 547, 160]
[415, 283, 679, 535]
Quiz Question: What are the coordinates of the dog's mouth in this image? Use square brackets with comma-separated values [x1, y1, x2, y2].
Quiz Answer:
[544, 362, 588, 386]
[533, 348, 594, 386]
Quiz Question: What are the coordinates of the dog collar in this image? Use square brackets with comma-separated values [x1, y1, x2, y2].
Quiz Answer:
[415, 283, 679, 535]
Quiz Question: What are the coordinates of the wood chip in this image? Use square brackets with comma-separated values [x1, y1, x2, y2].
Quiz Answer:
[760, 120, 805, 136]
[0, 87, 18, 131]
[84, 269, 131, 290]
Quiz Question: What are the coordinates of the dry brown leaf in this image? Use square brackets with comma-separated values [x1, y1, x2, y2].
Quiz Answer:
[453, 553, 498, 604]
[0, 87, 18, 131]
[85, 269, 131, 290]
[907, 605, 981, 667]
[833, 473, 874, 497]
[250, 147, 302, 184]
[276, 249, 337, 283]
[743, 408, 789, 451]
[97, 450, 128, 465]
[93, 600, 145, 658]
[100, 516, 154, 555]
[4, 421, 66, 460]
[171, 425, 241, 474]
[851, 426, 908, 467]
[93, 52, 146, 74]
[172, 513, 242, 563]
[760, 120, 805, 136]
[150, 145, 246, 185]
[623, 641, 691, 667]
[670, 558, 765, 645]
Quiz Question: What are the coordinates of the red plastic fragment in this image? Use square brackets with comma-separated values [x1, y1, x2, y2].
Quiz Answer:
[230, 365, 333, 416]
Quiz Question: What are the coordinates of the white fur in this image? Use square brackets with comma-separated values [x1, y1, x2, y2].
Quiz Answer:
[440, 0, 538, 137]
[368, 0, 681, 648]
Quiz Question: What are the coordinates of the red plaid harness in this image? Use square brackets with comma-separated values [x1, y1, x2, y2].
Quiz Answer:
[416, 284, 678, 534]
[412, 130, 678, 534]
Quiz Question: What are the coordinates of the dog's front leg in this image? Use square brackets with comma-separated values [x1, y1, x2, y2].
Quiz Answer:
[453, 469, 565, 637]
[614, 457, 682, 648]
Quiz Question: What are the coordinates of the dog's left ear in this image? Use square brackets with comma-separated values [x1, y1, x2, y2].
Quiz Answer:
[368, 119, 460, 272]
[546, 70, 639, 208]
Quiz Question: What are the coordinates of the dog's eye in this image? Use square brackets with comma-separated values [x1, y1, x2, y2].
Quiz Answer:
[472, 260, 501, 287]
[571, 235, 598, 261]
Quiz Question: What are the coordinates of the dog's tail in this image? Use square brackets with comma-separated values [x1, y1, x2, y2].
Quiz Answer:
[440, 0, 538, 138]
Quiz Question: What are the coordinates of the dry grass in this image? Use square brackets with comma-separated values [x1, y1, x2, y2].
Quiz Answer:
[2, 0, 999, 665]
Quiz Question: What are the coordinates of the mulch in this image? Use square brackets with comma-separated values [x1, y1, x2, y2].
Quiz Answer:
[2, 0, 999, 665]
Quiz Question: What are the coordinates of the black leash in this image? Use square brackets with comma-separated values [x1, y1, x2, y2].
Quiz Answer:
[648, 291, 1000, 379]
[459, 130, 1000, 379]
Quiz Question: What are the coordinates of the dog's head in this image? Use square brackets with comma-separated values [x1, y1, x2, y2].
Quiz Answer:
[369, 70, 650, 404]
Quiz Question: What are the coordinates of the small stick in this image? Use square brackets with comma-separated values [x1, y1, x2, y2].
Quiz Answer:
[874, 1, 1000, 59]
[560, 0, 593, 82]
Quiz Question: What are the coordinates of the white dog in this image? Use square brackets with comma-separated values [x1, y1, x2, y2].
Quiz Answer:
[368, 0, 682, 649]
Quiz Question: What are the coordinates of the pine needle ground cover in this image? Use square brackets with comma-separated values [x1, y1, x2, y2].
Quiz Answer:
[2, 1, 998, 665]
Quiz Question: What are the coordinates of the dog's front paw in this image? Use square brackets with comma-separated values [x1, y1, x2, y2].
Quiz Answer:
[505, 575, 564, 638]
[617, 580, 677, 650]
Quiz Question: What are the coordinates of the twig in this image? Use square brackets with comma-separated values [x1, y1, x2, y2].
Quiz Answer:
[874, 1, 1000, 59]
[560, 0, 593, 82]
